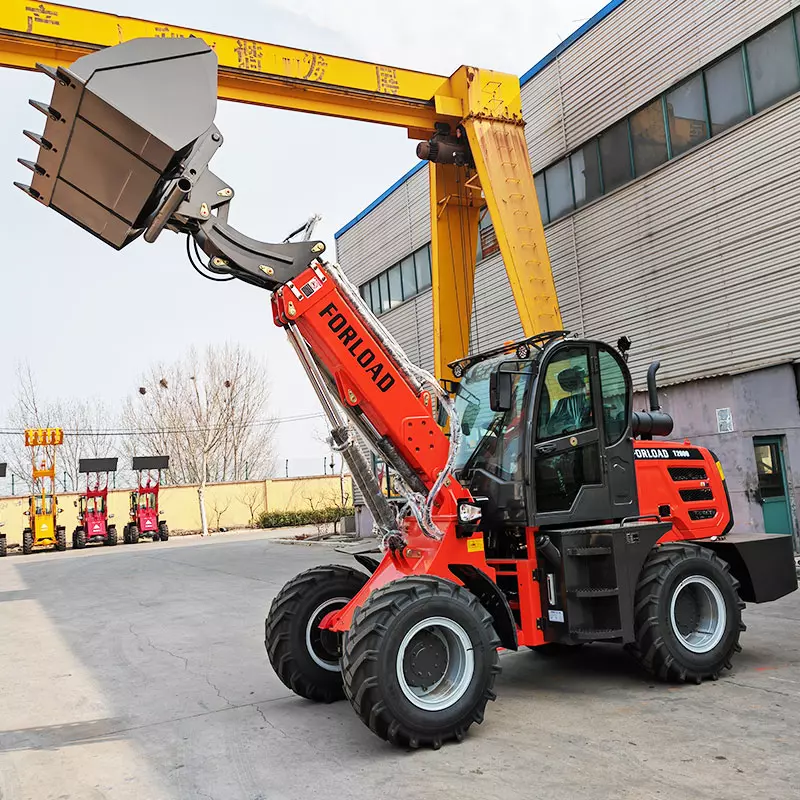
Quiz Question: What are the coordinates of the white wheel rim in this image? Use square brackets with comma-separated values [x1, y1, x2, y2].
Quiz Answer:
[396, 616, 475, 711]
[669, 575, 727, 654]
[305, 597, 349, 672]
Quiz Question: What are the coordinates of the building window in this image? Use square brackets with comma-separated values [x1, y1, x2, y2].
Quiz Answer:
[378, 272, 391, 313]
[359, 244, 432, 316]
[630, 98, 668, 176]
[387, 264, 403, 308]
[746, 18, 800, 112]
[477, 209, 499, 261]
[599, 120, 632, 192]
[544, 158, 574, 220]
[571, 142, 602, 206]
[400, 254, 417, 299]
[666, 74, 709, 156]
[534, 171, 550, 223]
[532, 10, 800, 223]
[705, 50, 750, 134]
[415, 246, 432, 291]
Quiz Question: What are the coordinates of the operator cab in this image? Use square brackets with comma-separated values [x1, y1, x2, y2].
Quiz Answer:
[452, 333, 638, 556]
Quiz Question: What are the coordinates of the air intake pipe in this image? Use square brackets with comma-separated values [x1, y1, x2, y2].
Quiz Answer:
[632, 361, 674, 439]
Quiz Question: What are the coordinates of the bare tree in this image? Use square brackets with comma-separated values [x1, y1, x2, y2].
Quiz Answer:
[6, 363, 116, 493]
[121, 344, 276, 536]
[211, 495, 232, 532]
[241, 483, 266, 526]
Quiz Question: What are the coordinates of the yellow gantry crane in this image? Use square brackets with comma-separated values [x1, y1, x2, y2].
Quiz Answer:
[0, 2, 561, 380]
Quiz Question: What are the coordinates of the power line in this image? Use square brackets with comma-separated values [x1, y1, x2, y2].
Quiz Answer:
[0, 411, 325, 438]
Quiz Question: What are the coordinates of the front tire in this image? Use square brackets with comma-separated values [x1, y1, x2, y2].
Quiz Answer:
[158, 521, 169, 542]
[0, 537, 7, 558]
[342, 575, 501, 749]
[632, 544, 744, 683]
[74, 528, 86, 549]
[22, 528, 33, 555]
[128, 525, 140, 545]
[265, 565, 368, 703]
[56, 526, 67, 552]
[106, 525, 117, 546]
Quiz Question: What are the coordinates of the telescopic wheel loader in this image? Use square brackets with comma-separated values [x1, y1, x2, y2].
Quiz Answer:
[15, 37, 797, 749]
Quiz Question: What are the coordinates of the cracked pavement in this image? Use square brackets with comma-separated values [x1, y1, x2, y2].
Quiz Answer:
[1, 530, 799, 800]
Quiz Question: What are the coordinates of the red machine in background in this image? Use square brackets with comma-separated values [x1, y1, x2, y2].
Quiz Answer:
[124, 456, 169, 544]
[73, 457, 118, 548]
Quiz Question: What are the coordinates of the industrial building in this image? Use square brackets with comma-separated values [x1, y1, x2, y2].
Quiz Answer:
[336, 0, 800, 545]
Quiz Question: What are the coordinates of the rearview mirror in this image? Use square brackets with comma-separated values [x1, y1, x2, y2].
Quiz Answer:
[489, 370, 513, 412]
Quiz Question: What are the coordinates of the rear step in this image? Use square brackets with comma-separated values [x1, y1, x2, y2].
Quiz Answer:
[571, 628, 624, 641]
[569, 587, 619, 598]
[566, 546, 612, 557]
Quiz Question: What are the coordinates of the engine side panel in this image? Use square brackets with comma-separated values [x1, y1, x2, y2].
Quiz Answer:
[633, 441, 732, 541]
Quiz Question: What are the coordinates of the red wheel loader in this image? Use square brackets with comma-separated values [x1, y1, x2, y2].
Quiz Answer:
[72, 457, 118, 548]
[16, 37, 797, 749]
[124, 456, 170, 544]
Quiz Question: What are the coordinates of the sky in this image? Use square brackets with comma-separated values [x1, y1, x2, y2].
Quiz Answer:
[0, 0, 608, 480]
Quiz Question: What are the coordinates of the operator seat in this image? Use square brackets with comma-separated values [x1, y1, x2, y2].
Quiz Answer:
[546, 367, 591, 437]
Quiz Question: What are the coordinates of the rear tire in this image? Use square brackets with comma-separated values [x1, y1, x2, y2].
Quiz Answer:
[128, 525, 140, 545]
[265, 565, 368, 703]
[22, 528, 33, 555]
[56, 526, 67, 552]
[158, 521, 169, 542]
[0, 537, 7, 558]
[342, 575, 501, 749]
[632, 543, 744, 683]
[106, 525, 117, 546]
[74, 528, 86, 549]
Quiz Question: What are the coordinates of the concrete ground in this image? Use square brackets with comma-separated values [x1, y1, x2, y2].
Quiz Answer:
[0, 531, 798, 800]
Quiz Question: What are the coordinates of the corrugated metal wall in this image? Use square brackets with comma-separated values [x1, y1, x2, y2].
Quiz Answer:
[336, 166, 430, 286]
[336, 0, 800, 397]
[523, 0, 800, 172]
[555, 92, 800, 389]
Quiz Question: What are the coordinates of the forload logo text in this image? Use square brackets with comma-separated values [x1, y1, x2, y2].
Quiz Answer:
[319, 303, 396, 393]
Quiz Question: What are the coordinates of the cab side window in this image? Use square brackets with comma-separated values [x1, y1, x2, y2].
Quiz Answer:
[536, 347, 594, 440]
[598, 349, 627, 445]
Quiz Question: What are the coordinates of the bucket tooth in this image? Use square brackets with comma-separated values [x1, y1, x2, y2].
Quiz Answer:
[35, 63, 59, 81]
[17, 158, 46, 176]
[23, 130, 53, 150]
[13, 182, 41, 200]
[36, 63, 75, 87]
[29, 99, 61, 121]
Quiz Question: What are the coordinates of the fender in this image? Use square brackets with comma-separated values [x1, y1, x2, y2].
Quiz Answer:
[449, 563, 518, 651]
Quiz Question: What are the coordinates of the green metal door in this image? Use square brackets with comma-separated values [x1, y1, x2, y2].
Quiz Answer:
[753, 437, 793, 534]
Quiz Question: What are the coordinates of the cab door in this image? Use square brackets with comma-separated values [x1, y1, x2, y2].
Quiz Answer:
[530, 342, 637, 527]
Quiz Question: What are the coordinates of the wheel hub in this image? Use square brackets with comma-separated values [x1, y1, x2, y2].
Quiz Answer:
[669, 575, 727, 654]
[395, 616, 475, 711]
[305, 597, 349, 672]
[403, 630, 448, 688]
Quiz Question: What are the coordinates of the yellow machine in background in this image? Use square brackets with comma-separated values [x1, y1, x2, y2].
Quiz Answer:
[23, 427, 66, 555]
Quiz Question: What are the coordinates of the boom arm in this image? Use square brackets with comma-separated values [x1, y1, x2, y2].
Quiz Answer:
[14, 36, 474, 546]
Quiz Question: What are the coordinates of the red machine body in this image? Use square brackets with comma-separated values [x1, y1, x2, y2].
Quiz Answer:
[73, 457, 118, 549]
[124, 456, 170, 544]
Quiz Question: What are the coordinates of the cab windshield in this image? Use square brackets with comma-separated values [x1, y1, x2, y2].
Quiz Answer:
[453, 356, 534, 480]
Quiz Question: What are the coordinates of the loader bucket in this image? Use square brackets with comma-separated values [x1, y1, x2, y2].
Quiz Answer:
[16, 37, 218, 249]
